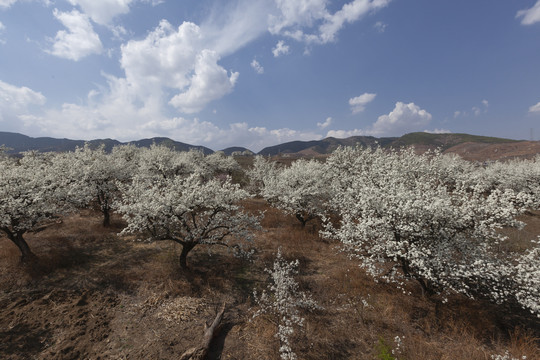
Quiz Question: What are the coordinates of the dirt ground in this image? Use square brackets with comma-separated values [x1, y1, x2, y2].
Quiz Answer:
[1, 203, 539, 360]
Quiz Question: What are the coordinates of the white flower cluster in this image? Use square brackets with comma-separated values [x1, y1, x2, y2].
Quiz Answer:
[114, 145, 259, 267]
[0, 150, 70, 260]
[491, 350, 527, 360]
[321, 146, 540, 315]
[253, 248, 319, 360]
[392, 335, 405, 358]
[258, 158, 332, 227]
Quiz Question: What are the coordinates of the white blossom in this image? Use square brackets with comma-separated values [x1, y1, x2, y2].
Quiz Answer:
[253, 248, 320, 360]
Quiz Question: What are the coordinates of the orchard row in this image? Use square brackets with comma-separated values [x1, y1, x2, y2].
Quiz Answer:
[1, 144, 539, 319]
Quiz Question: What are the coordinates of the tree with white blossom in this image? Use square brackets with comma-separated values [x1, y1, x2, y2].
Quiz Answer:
[0, 151, 68, 262]
[323, 146, 538, 314]
[57, 144, 137, 227]
[260, 158, 332, 227]
[137, 144, 239, 182]
[116, 173, 260, 269]
[246, 155, 281, 195]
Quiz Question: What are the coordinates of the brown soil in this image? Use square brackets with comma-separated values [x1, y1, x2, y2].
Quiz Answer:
[444, 141, 540, 161]
[1, 204, 539, 359]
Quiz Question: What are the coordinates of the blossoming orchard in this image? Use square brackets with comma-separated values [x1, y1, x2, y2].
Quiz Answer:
[1, 143, 539, 357]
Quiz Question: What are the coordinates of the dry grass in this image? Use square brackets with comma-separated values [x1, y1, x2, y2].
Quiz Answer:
[0, 201, 539, 359]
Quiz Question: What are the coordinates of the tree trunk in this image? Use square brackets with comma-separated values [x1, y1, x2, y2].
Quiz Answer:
[180, 304, 226, 360]
[296, 213, 307, 228]
[179, 243, 196, 269]
[102, 208, 111, 227]
[8, 231, 36, 263]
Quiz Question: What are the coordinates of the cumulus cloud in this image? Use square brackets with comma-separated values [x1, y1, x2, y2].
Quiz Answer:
[370, 102, 432, 136]
[517, 1, 540, 25]
[119, 20, 242, 113]
[326, 129, 365, 138]
[349, 93, 376, 114]
[0, 80, 46, 110]
[120, 20, 200, 96]
[271, 0, 391, 44]
[317, 117, 332, 129]
[48, 9, 103, 61]
[0, 80, 46, 131]
[67, 0, 133, 25]
[144, 119, 321, 152]
[251, 59, 264, 74]
[272, 40, 290, 57]
[529, 101, 540, 113]
[169, 50, 239, 113]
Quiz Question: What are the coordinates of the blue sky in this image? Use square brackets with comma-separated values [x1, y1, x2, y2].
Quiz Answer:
[1, 0, 540, 151]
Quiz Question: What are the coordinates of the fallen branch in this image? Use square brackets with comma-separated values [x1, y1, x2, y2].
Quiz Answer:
[180, 303, 226, 360]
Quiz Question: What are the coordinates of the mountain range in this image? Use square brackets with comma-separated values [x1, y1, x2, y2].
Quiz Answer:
[1, 131, 538, 161]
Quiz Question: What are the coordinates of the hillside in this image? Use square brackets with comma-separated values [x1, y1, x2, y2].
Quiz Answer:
[257, 136, 396, 156]
[1, 131, 537, 160]
[257, 132, 528, 158]
[0, 132, 212, 155]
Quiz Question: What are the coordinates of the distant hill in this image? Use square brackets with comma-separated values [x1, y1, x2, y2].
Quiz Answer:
[0, 132, 212, 154]
[126, 137, 212, 155]
[257, 136, 396, 156]
[257, 132, 525, 157]
[0, 131, 534, 160]
[391, 132, 520, 151]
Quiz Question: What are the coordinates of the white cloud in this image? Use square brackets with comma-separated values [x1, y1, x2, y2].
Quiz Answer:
[374, 21, 387, 32]
[251, 59, 264, 74]
[349, 93, 376, 114]
[120, 20, 200, 97]
[169, 50, 239, 114]
[317, 117, 332, 129]
[453, 110, 461, 118]
[48, 9, 103, 61]
[529, 101, 540, 113]
[370, 102, 432, 136]
[326, 129, 365, 138]
[0, 0, 18, 9]
[482, 99, 489, 108]
[0, 80, 46, 111]
[517, 1, 540, 25]
[272, 40, 290, 57]
[201, 0, 271, 57]
[319, 0, 391, 43]
[472, 106, 481, 116]
[271, 0, 391, 44]
[0, 0, 51, 9]
[111, 25, 128, 40]
[424, 128, 451, 134]
[0, 80, 46, 131]
[67, 0, 133, 25]
[269, 0, 328, 35]
[0, 21, 4, 44]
